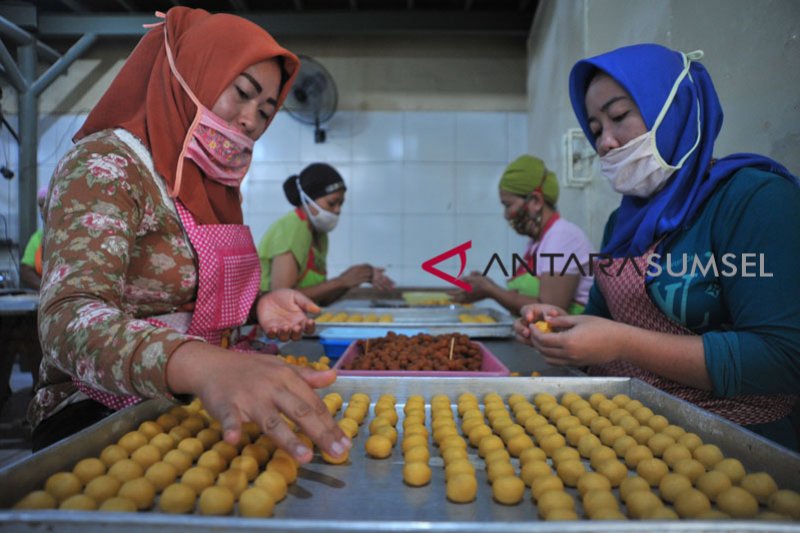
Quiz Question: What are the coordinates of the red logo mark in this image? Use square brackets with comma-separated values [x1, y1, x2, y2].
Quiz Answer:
[421, 240, 472, 291]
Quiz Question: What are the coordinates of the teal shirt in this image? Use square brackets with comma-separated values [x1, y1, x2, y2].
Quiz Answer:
[585, 168, 800, 449]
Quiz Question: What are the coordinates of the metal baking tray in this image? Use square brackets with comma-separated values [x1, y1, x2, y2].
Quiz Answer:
[2, 377, 799, 532]
[313, 307, 514, 338]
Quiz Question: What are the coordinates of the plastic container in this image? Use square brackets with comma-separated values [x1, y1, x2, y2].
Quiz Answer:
[319, 327, 428, 359]
[332, 340, 510, 377]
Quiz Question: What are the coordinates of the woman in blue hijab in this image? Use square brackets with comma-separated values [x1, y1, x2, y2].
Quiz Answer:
[515, 44, 800, 451]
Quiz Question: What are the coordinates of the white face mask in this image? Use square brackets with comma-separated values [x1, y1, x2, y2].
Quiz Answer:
[600, 50, 704, 198]
[297, 180, 339, 233]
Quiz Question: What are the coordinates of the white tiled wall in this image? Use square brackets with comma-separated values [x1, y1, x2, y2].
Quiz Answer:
[2, 109, 528, 288]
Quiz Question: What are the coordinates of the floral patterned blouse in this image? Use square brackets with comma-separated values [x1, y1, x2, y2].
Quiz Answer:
[29, 129, 202, 428]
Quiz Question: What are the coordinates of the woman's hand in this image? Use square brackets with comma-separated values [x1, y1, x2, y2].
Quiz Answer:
[523, 313, 627, 367]
[336, 264, 374, 289]
[450, 271, 496, 303]
[167, 343, 351, 464]
[256, 289, 318, 341]
[370, 267, 396, 291]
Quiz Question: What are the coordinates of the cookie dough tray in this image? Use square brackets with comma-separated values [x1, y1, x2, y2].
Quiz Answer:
[313, 307, 514, 338]
[2, 377, 799, 532]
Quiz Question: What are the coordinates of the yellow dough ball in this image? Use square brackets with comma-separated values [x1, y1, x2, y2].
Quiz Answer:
[520, 461, 553, 487]
[117, 477, 155, 510]
[630, 426, 655, 445]
[217, 468, 248, 500]
[99, 444, 129, 467]
[712, 458, 746, 484]
[555, 459, 585, 487]
[676, 431, 703, 451]
[365, 434, 393, 459]
[486, 461, 516, 484]
[768, 490, 800, 520]
[211, 441, 239, 463]
[196, 428, 222, 450]
[577, 433, 603, 459]
[441, 446, 468, 465]
[445, 459, 476, 481]
[589, 416, 612, 436]
[156, 413, 180, 432]
[591, 508, 627, 520]
[692, 443, 724, 469]
[83, 474, 121, 503]
[239, 487, 275, 518]
[405, 445, 430, 464]
[446, 473, 478, 503]
[162, 449, 193, 475]
[619, 476, 651, 503]
[624, 444, 654, 469]
[254, 470, 288, 502]
[181, 466, 216, 493]
[740, 472, 779, 504]
[696, 470, 732, 501]
[537, 490, 575, 518]
[176, 437, 205, 461]
[551, 446, 581, 466]
[661, 443, 692, 467]
[631, 406, 655, 424]
[267, 454, 298, 485]
[646, 433, 675, 457]
[484, 449, 512, 467]
[107, 459, 145, 484]
[612, 435, 638, 458]
[97, 496, 137, 512]
[149, 433, 176, 456]
[530, 475, 565, 501]
[168, 426, 191, 443]
[118, 431, 149, 454]
[158, 483, 197, 514]
[144, 461, 178, 493]
[595, 459, 628, 487]
[478, 435, 504, 457]
[58, 494, 98, 511]
[636, 458, 669, 486]
[532, 423, 558, 442]
[492, 475, 525, 505]
[643, 506, 679, 520]
[403, 461, 432, 487]
[646, 414, 669, 432]
[13, 490, 57, 510]
[45, 471, 83, 503]
[72, 457, 107, 485]
[565, 426, 591, 447]
[589, 446, 617, 469]
[660, 424, 686, 441]
[658, 472, 693, 504]
[672, 458, 706, 484]
[582, 489, 619, 519]
[625, 490, 663, 519]
[538, 433, 567, 457]
[197, 450, 227, 476]
[230, 455, 260, 481]
[506, 434, 534, 457]
[198, 485, 235, 516]
[576, 472, 611, 497]
[130, 443, 162, 470]
[180, 415, 207, 436]
[716, 486, 759, 519]
[599, 425, 626, 447]
[138, 420, 163, 440]
[674, 488, 712, 518]
[519, 446, 547, 465]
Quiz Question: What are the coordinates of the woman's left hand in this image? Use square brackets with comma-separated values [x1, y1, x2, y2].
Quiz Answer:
[370, 267, 396, 291]
[450, 271, 495, 303]
[528, 314, 627, 367]
[256, 289, 319, 341]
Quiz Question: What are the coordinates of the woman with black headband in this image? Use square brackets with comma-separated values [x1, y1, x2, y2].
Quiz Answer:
[258, 163, 395, 305]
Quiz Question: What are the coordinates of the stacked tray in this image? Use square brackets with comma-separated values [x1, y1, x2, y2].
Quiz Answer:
[2, 377, 799, 532]
[313, 307, 514, 338]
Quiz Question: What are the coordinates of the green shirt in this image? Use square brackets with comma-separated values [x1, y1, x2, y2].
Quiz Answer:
[257, 209, 328, 291]
[21, 228, 43, 267]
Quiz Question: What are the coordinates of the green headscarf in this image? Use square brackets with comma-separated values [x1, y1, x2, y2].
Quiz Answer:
[498, 155, 559, 206]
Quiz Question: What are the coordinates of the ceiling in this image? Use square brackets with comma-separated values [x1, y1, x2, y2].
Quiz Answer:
[2, 0, 537, 56]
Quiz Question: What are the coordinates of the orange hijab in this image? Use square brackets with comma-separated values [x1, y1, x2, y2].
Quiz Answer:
[75, 7, 299, 225]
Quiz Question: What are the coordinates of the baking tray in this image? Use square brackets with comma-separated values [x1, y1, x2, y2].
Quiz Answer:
[332, 340, 511, 377]
[313, 307, 514, 338]
[2, 377, 800, 532]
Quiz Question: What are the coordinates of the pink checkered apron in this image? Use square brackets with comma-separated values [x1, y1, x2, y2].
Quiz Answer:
[590, 243, 796, 425]
[75, 200, 261, 410]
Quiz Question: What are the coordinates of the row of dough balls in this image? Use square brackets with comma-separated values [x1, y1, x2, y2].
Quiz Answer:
[315, 312, 393, 323]
[12, 397, 334, 517]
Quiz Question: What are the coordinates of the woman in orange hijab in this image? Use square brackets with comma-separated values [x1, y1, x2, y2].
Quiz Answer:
[31, 7, 351, 463]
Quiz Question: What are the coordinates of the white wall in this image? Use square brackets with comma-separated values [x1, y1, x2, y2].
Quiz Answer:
[527, 0, 800, 248]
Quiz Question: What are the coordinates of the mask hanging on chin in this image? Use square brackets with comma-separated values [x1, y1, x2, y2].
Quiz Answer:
[297, 179, 339, 233]
[599, 50, 703, 198]
[508, 196, 543, 239]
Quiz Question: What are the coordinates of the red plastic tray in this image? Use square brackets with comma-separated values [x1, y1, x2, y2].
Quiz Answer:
[332, 340, 510, 377]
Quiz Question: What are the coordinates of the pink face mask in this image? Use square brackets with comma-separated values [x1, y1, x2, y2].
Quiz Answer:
[162, 24, 254, 196]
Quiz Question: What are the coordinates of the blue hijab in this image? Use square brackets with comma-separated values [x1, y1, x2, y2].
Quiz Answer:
[569, 43, 797, 257]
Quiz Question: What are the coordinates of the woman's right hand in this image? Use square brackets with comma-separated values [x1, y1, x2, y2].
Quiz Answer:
[166, 342, 351, 464]
[513, 303, 567, 345]
[336, 264, 374, 288]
